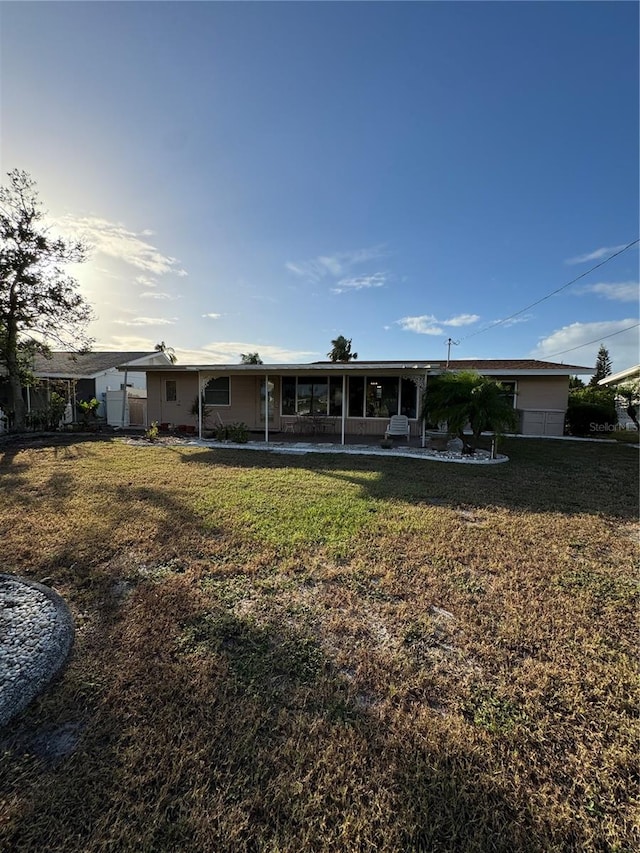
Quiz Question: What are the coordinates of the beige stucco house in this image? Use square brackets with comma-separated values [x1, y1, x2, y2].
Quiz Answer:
[122, 357, 592, 441]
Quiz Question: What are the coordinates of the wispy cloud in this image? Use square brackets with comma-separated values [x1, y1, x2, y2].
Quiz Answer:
[55, 214, 188, 278]
[202, 312, 222, 319]
[397, 313, 480, 335]
[532, 319, 639, 367]
[113, 316, 177, 327]
[440, 313, 480, 327]
[574, 281, 639, 303]
[565, 245, 627, 265]
[175, 342, 318, 364]
[331, 273, 386, 294]
[135, 275, 157, 287]
[140, 292, 178, 300]
[285, 245, 386, 283]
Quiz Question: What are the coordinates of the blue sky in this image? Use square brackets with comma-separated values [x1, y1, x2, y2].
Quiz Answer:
[2, 1, 638, 372]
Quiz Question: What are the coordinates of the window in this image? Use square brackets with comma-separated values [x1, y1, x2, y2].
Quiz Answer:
[498, 381, 517, 408]
[165, 380, 177, 402]
[204, 377, 230, 405]
[280, 376, 342, 416]
[400, 378, 418, 419]
[348, 377, 365, 417]
[366, 377, 399, 418]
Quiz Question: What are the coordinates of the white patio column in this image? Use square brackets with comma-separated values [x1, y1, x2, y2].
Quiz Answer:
[264, 373, 269, 443]
[341, 374, 346, 445]
[198, 371, 202, 439]
[120, 370, 128, 428]
[422, 370, 428, 448]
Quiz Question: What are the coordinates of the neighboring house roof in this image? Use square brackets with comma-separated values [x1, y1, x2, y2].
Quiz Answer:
[598, 365, 640, 386]
[33, 351, 168, 379]
[119, 357, 593, 375]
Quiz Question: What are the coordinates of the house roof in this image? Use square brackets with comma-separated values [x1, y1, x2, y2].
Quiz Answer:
[598, 364, 640, 386]
[119, 357, 593, 376]
[33, 351, 162, 379]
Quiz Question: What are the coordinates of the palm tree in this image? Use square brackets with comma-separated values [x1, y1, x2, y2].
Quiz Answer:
[240, 352, 263, 364]
[154, 341, 177, 364]
[327, 336, 358, 363]
[422, 371, 518, 449]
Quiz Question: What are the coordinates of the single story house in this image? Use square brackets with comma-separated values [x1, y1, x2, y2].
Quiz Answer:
[121, 357, 593, 441]
[13, 351, 172, 426]
[598, 364, 640, 429]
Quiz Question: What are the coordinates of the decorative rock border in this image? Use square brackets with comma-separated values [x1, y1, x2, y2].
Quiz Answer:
[0, 574, 74, 728]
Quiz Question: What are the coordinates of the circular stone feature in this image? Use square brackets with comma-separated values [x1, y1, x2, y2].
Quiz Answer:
[0, 574, 74, 728]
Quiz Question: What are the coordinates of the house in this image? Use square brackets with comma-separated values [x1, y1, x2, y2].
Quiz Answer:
[598, 364, 640, 430]
[8, 351, 172, 427]
[121, 357, 593, 441]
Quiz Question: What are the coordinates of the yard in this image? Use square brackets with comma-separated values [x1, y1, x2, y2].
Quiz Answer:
[0, 436, 638, 852]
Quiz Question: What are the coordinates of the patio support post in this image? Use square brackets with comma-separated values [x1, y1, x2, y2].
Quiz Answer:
[422, 370, 428, 448]
[120, 370, 128, 428]
[264, 374, 269, 443]
[198, 371, 202, 439]
[341, 374, 346, 445]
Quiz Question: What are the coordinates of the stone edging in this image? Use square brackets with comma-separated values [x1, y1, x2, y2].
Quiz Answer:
[0, 574, 75, 728]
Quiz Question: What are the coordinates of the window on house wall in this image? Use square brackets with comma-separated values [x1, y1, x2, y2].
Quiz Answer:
[400, 378, 418, 418]
[366, 377, 399, 418]
[204, 377, 230, 405]
[165, 380, 177, 402]
[280, 376, 343, 416]
[348, 377, 365, 417]
[498, 381, 517, 408]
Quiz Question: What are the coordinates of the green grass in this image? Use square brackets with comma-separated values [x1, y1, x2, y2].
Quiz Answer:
[0, 435, 638, 852]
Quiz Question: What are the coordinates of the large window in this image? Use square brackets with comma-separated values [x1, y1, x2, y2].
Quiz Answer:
[281, 376, 344, 416]
[204, 377, 230, 405]
[281, 375, 419, 418]
[498, 381, 517, 409]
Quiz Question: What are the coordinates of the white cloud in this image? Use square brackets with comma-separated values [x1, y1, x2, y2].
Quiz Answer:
[55, 214, 186, 277]
[574, 282, 639, 303]
[532, 319, 640, 371]
[113, 316, 177, 327]
[285, 245, 386, 283]
[397, 312, 480, 335]
[397, 315, 444, 336]
[440, 313, 480, 327]
[565, 245, 627, 265]
[202, 312, 222, 319]
[140, 292, 177, 300]
[332, 273, 386, 294]
[135, 275, 157, 287]
[175, 342, 318, 364]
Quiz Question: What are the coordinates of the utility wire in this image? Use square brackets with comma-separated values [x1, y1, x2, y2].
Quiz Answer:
[461, 238, 639, 342]
[541, 322, 640, 359]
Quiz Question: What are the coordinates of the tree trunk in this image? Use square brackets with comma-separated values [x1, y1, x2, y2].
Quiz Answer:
[5, 314, 26, 431]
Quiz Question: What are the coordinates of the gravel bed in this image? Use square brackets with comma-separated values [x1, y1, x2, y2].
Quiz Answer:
[0, 574, 74, 727]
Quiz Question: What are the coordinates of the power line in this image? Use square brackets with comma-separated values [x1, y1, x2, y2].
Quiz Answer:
[541, 322, 640, 360]
[461, 238, 639, 342]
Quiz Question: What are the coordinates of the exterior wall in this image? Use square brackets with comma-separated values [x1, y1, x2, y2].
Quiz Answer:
[145, 370, 572, 437]
[147, 372, 200, 428]
[96, 369, 146, 418]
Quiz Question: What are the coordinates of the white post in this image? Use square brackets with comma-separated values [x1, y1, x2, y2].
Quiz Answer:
[341, 374, 346, 445]
[26, 384, 31, 413]
[264, 374, 269, 443]
[422, 370, 428, 448]
[198, 371, 202, 439]
[120, 370, 128, 428]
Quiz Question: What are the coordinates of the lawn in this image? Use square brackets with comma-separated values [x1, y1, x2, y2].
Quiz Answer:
[0, 436, 638, 852]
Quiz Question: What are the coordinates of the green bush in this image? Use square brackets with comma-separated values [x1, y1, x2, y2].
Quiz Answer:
[214, 421, 249, 443]
[565, 388, 617, 436]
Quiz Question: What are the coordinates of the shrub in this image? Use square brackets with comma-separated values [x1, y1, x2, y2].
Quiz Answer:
[145, 421, 159, 442]
[565, 388, 617, 436]
[214, 421, 249, 443]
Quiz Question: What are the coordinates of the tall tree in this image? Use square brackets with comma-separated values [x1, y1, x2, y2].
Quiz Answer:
[589, 344, 612, 386]
[327, 335, 358, 363]
[0, 170, 93, 430]
[240, 352, 263, 364]
[154, 341, 177, 363]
